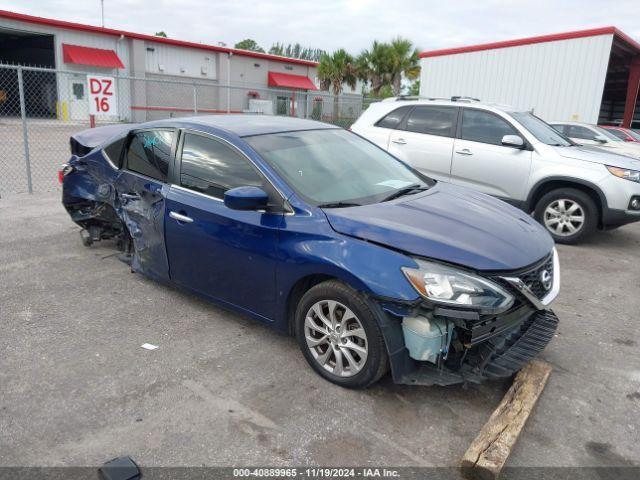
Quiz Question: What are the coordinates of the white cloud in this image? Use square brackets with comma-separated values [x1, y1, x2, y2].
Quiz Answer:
[1, 0, 638, 55]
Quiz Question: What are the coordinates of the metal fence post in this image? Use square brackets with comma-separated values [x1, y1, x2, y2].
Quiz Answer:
[193, 82, 198, 114]
[17, 67, 33, 194]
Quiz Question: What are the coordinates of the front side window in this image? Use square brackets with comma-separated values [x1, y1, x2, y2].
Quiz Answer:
[376, 106, 413, 129]
[460, 109, 518, 146]
[179, 133, 264, 199]
[246, 129, 432, 206]
[126, 130, 174, 181]
[402, 106, 456, 137]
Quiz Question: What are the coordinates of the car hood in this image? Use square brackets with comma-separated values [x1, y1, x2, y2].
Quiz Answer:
[323, 183, 554, 271]
[555, 145, 640, 168]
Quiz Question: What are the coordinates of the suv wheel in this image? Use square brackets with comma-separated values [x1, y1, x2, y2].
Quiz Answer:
[295, 280, 388, 389]
[534, 188, 597, 244]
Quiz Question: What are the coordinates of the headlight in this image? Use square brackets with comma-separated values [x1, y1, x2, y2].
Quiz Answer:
[607, 165, 640, 183]
[402, 260, 515, 313]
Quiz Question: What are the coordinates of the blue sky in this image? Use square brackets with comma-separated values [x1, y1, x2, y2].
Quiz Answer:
[2, 0, 639, 55]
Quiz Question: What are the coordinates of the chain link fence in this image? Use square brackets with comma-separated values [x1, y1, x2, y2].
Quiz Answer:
[0, 64, 368, 196]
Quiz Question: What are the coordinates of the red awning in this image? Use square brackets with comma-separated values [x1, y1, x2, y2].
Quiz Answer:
[268, 71, 317, 90]
[62, 43, 124, 69]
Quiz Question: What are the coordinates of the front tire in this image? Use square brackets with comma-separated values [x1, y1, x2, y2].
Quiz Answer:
[533, 188, 598, 244]
[295, 280, 389, 389]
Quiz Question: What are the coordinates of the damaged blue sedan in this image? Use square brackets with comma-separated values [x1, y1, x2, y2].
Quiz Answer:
[61, 115, 560, 388]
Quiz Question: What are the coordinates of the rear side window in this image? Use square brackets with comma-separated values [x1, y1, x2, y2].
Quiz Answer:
[103, 137, 126, 168]
[376, 106, 413, 129]
[179, 133, 264, 199]
[402, 106, 457, 137]
[550, 124, 567, 134]
[126, 130, 174, 182]
[460, 109, 518, 146]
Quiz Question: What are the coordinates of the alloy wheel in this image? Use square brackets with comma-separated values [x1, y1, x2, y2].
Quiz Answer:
[543, 199, 585, 237]
[304, 300, 368, 378]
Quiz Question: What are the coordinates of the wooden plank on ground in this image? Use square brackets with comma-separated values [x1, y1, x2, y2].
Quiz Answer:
[460, 360, 553, 480]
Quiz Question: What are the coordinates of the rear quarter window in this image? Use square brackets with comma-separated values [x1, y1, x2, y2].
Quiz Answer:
[103, 137, 126, 168]
[375, 106, 413, 129]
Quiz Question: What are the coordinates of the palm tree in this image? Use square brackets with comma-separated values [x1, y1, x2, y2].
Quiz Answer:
[355, 41, 393, 97]
[317, 49, 357, 119]
[356, 38, 420, 97]
[388, 37, 420, 96]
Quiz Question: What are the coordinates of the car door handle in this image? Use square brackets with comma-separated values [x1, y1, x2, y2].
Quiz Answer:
[169, 211, 194, 223]
[391, 138, 407, 145]
[455, 148, 473, 155]
[121, 193, 141, 200]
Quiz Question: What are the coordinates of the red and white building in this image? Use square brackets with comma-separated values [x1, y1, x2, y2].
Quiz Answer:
[419, 27, 640, 128]
[0, 9, 328, 121]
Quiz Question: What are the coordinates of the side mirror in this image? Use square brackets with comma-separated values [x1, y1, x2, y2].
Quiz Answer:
[501, 134, 525, 149]
[594, 135, 608, 144]
[224, 186, 269, 211]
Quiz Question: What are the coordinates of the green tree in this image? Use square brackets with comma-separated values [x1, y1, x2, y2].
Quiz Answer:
[269, 43, 325, 61]
[155, 31, 168, 38]
[389, 37, 420, 96]
[234, 39, 265, 53]
[356, 41, 393, 96]
[317, 49, 357, 119]
[408, 79, 420, 96]
[356, 38, 420, 97]
[269, 42, 284, 56]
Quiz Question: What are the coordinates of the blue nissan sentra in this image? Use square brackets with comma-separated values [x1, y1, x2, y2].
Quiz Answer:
[61, 115, 559, 388]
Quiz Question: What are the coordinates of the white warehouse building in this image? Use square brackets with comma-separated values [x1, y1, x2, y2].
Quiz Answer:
[419, 27, 640, 128]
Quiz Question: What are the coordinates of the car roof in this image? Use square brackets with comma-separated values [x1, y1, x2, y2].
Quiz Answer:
[136, 114, 337, 137]
[353, 98, 528, 129]
[356, 99, 527, 127]
[377, 98, 521, 112]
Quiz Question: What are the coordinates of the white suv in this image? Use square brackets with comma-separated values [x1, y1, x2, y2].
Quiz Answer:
[351, 98, 640, 244]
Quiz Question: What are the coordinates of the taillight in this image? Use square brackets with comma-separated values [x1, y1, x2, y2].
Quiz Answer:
[58, 164, 74, 184]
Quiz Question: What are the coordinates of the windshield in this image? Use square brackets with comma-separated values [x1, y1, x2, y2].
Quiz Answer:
[593, 125, 623, 142]
[627, 129, 640, 141]
[246, 129, 432, 206]
[510, 112, 573, 146]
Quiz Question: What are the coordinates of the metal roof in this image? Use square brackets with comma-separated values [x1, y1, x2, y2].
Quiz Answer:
[0, 9, 319, 67]
[420, 26, 640, 58]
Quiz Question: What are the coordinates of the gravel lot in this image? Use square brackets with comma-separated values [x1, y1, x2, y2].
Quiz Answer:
[1, 193, 639, 470]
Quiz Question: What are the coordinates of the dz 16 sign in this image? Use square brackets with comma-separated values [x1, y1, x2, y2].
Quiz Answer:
[88, 76, 117, 116]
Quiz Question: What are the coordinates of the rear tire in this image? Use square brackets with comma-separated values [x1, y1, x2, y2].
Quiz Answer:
[295, 280, 388, 389]
[534, 188, 598, 244]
